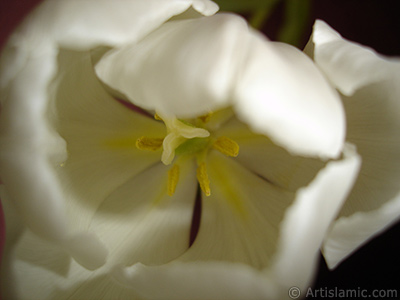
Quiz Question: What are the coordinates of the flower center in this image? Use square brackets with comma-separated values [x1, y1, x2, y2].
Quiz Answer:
[136, 112, 239, 196]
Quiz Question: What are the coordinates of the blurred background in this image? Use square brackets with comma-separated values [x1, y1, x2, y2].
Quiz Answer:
[1, 0, 399, 298]
[1, 0, 399, 56]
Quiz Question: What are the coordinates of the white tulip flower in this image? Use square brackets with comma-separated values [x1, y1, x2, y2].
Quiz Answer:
[0, 1, 362, 299]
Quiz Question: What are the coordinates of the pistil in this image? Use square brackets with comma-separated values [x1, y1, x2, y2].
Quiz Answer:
[158, 114, 210, 165]
[135, 111, 240, 197]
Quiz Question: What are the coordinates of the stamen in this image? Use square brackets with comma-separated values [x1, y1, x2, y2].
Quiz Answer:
[213, 136, 239, 157]
[197, 162, 211, 196]
[167, 164, 180, 196]
[136, 136, 164, 151]
[154, 113, 163, 121]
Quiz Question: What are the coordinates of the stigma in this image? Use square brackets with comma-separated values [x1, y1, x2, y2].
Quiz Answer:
[135, 111, 240, 197]
[158, 113, 210, 165]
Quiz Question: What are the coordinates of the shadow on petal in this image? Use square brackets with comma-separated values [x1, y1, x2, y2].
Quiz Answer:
[14, 231, 71, 278]
[52, 273, 141, 300]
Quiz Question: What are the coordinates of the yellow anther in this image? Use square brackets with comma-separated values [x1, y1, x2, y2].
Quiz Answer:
[154, 113, 163, 121]
[198, 112, 212, 123]
[213, 136, 239, 157]
[197, 162, 211, 196]
[167, 164, 180, 196]
[136, 137, 164, 151]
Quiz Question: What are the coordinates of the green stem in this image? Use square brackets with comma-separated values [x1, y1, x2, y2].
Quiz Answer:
[249, 0, 280, 29]
[278, 0, 311, 47]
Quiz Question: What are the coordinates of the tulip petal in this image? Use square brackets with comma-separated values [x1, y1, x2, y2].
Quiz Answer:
[308, 20, 395, 96]
[321, 62, 400, 269]
[337, 75, 400, 215]
[233, 34, 345, 159]
[0, 45, 111, 270]
[0, 47, 164, 270]
[2, 158, 197, 299]
[0, 0, 218, 94]
[111, 145, 360, 299]
[113, 262, 277, 300]
[50, 49, 166, 233]
[179, 151, 295, 268]
[1, 229, 143, 300]
[88, 161, 198, 266]
[0, 186, 25, 257]
[217, 117, 325, 192]
[95, 13, 250, 118]
[0, 43, 65, 239]
[63, 233, 109, 271]
[0, 0, 217, 272]
[309, 20, 400, 269]
[271, 144, 361, 289]
[96, 14, 345, 159]
[9, 0, 218, 49]
[323, 199, 400, 270]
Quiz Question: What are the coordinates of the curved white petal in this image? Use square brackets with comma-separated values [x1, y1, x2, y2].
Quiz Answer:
[270, 144, 361, 290]
[217, 117, 325, 192]
[0, 152, 66, 242]
[233, 33, 345, 159]
[88, 161, 198, 266]
[0, 186, 25, 257]
[113, 262, 277, 300]
[0, 195, 25, 300]
[63, 233, 109, 271]
[0, 45, 109, 269]
[319, 56, 400, 268]
[0, 45, 167, 269]
[338, 77, 400, 216]
[309, 20, 398, 96]
[9, 0, 218, 49]
[1, 0, 218, 91]
[50, 49, 165, 234]
[1, 161, 198, 299]
[111, 145, 360, 300]
[1, 229, 142, 300]
[95, 13, 250, 117]
[323, 198, 400, 270]
[0, 0, 218, 271]
[96, 15, 345, 159]
[179, 151, 295, 268]
[309, 19, 400, 269]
